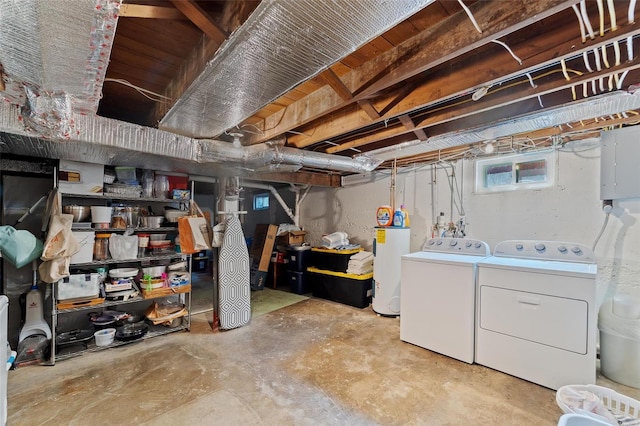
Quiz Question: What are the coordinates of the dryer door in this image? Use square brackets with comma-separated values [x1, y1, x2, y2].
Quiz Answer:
[479, 285, 588, 354]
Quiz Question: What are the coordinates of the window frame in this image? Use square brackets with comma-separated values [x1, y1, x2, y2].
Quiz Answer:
[474, 150, 557, 194]
[252, 193, 270, 210]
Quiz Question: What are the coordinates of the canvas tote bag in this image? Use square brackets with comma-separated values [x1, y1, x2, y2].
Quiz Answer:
[177, 200, 212, 254]
[39, 190, 80, 283]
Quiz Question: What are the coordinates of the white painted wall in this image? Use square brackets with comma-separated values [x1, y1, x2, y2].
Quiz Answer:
[300, 139, 640, 306]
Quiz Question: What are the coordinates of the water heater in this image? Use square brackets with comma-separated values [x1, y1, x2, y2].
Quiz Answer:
[372, 227, 410, 316]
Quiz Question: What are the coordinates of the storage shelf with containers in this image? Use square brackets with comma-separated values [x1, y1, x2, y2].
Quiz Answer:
[50, 160, 193, 364]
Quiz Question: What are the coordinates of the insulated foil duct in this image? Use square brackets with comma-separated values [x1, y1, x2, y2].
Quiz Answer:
[0, 0, 120, 114]
[363, 91, 640, 162]
[0, 102, 378, 176]
[198, 140, 381, 173]
[160, 0, 435, 138]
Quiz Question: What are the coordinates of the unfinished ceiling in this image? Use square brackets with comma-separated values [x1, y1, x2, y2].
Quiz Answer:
[1, 0, 640, 187]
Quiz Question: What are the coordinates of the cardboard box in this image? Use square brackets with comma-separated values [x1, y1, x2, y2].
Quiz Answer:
[58, 160, 104, 195]
[276, 230, 306, 246]
[250, 224, 278, 290]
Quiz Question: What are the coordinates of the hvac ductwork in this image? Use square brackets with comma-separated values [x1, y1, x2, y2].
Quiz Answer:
[198, 139, 381, 174]
[0, 0, 120, 116]
[159, 0, 435, 138]
[363, 91, 640, 162]
[0, 102, 380, 175]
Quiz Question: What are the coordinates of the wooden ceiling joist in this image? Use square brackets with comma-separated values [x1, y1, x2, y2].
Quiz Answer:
[317, 23, 640, 153]
[320, 69, 353, 101]
[398, 115, 427, 141]
[246, 0, 576, 146]
[170, 0, 228, 45]
[119, 4, 187, 20]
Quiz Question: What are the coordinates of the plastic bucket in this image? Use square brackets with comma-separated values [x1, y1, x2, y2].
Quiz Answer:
[94, 328, 116, 347]
[600, 330, 640, 388]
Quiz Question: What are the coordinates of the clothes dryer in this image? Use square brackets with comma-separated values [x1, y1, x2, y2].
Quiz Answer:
[475, 240, 597, 390]
[400, 238, 491, 363]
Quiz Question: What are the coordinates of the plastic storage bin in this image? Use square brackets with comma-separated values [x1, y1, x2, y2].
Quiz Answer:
[287, 245, 311, 272]
[307, 267, 373, 308]
[56, 273, 101, 300]
[286, 270, 308, 294]
[70, 231, 95, 264]
[309, 247, 363, 273]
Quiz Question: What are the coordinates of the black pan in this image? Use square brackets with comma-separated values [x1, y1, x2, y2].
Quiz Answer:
[56, 329, 94, 347]
[115, 322, 148, 342]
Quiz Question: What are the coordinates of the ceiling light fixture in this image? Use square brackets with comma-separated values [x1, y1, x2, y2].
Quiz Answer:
[483, 141, 495, 153]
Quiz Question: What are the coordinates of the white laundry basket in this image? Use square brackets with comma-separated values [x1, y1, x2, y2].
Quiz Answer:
[556, 384, 640, 425]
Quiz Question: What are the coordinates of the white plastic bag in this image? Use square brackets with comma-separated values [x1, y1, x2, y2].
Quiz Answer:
[211, 222, 226, 248]
[109, 234, 138, 260]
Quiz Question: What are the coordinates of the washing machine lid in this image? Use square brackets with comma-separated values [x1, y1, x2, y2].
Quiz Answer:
[402, 251, 491, 265]
[477, 255, 597, 278]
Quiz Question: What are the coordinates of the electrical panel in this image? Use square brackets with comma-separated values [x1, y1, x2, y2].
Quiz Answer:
[600, 126, 640, 200]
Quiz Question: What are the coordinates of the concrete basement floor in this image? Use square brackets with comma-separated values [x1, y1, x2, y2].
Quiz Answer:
[7, 295, 640, 425]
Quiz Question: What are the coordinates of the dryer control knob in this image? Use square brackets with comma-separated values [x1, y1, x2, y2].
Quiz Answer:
[571, 246, 583, 255]
[465, 241, 472, 248]
[436, 240, 443, 245]
[558, 246, 568, 253]
[474, 242, 482, 249]
[450, 240, 458, 247]
[534, 243, 546, 252]
[428, 240, 435, 246]
[516, 243, 524, 250]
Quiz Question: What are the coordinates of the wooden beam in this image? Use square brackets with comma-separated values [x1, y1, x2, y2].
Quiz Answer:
[245, 171, 341, 187]
[398, 115, 427, 141]
[246, 0, 576, 145]
[326, 57, 640, 155]
[119, 4, 186, 20]
[307, 23, 640, 151]
[170, 0, 227, 45]
[357, 100, 380, 120]
[320, 69, 352, 101]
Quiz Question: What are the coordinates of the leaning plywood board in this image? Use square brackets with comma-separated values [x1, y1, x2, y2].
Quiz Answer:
[218, 215, 251, 330]
[250, 224, 277, 290]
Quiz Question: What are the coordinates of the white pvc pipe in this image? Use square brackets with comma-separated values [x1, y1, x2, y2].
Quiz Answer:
[242, 181, 296, 224]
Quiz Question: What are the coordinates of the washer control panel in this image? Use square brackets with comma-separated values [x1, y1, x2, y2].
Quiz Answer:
[422, 238, 490, 256]
[493, 240, 595, 263]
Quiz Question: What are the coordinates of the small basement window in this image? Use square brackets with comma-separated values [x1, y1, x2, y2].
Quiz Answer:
[253, 193, 270, 210]
[475, 150, 556, 193]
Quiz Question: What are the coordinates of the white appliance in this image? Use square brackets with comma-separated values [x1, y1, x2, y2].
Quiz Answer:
[0, 295, 8, 426]
[476, 240, 597, 390]
[373, 227, 410, 316]
[400, 238, 491, 363]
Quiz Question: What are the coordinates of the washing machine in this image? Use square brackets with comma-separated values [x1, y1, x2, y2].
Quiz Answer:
[475, 240, 597, 390]
[400, 237, 491, 363]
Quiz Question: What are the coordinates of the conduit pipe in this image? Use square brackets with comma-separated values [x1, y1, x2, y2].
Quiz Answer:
[242, 181, 296, 225]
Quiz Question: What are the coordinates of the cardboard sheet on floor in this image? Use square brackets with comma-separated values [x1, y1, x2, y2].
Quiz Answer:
[218, 216, 251, 330]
